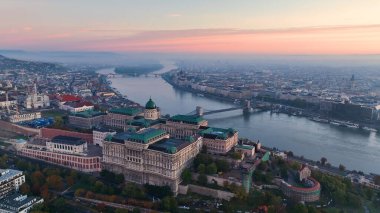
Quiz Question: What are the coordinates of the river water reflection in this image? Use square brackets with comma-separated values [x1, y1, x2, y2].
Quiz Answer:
[97, 66, 380, 174]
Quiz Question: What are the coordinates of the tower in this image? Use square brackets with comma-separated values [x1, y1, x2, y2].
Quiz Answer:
[33, 80, 38, 94]
[350, 74, 355, 89]
[144, 97, 160, 120]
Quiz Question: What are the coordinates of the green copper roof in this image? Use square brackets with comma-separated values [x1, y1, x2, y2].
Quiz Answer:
[169, 114, 205, 125]
[200, 127, 236, 140]
[130, 118, 159, 127]
[71, 110, 105, 118]
[109, 107, 141, 116]
[145, 98, 156, 109]
[127, 128, 166, 144]
[148, 138, 192, 154]
[262, 151, 270, 162]
[236, 144, 254, 150]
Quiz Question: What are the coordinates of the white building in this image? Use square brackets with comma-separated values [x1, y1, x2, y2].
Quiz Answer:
[46, 136, 88, 156]
[79, 89, 92, 97]
[93, 129, 116, 147]
[23, 83, 50, 109]
[0, 193, 44, 213]
[60, 101, 94, 113]
[0, 169, 25, 199]
[0, 169, 43, 213]
[0, 96, 17, 109]
[18, 137, 102, 173]
[9, 112, 41, 123]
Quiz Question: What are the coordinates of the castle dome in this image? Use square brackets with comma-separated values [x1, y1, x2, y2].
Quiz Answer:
[145, 98, 157, 109]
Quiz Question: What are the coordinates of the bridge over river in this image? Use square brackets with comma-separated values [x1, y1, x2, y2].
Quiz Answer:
[187, 100, 254, 116]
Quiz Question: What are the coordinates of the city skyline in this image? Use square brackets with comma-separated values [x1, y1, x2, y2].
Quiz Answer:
[1, 0, 380, 54]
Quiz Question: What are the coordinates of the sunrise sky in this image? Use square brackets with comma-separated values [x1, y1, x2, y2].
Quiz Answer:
[1, 0, 380, 54]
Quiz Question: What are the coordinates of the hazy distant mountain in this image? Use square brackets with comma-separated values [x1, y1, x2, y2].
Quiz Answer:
[0, 50, 162, 66]
[1, 49, 380, 67]
[0, 54, 66, 73]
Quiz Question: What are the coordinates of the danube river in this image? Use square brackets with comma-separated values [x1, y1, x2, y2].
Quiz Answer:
[97, 63, 380, 174]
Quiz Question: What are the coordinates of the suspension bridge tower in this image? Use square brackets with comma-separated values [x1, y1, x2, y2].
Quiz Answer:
[196, 106, 204, 116]
[243, 100, 252, 114]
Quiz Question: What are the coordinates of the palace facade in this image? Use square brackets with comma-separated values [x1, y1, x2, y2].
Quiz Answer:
[17, 136, 102, 173]
[102, 128, 202, 194]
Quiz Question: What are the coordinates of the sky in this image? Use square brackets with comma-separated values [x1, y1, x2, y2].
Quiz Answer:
[1, 0, 380, 54]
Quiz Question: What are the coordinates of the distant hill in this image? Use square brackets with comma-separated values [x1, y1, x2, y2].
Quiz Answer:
[0, 50, 157, 65]
[115, 64, 163, 76]
[0, 54, 66, 73]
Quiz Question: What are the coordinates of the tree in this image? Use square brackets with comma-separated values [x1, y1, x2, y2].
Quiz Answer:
[339, 164, 346, 171]
[40, 185, 50, 200]
[197, 164, 206, 174]
[20, 183, 31, 195]
[53, 116, 64, 128]
[161, 196, 178, 212]
[132, 208, 141, 213]
[51, 198, 66, 212]
[181, 168, 192, 184]
[232, 185, 247, 200]
[65, 176, 75, 187]
[94, 180, 104, 193]
[320, 157, 327, 166]
[292, 204, 308, 213]
[122, 183, 145, 199]
[75, 189, 86, 197]
[115, 209, 129, 213]
[46, 175, 63, 191]
[198, 174, 208, 186]
[215, 159, 230, 173]
[365, 188, 374, 200]
[374, 175, 380, 185]
[115, 174, 125, 184]
[258, 162, 268, 171]
[31, 171, 45, 186]
[231, 151, 242, 160]
[144, 184, 173, 199]
[96, 203, 106, 212]
[206, 163, 217, 175]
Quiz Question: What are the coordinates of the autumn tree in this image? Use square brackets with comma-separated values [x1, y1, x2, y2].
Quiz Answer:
[46, 175, 63, 191]
[20, 183, 31, 195]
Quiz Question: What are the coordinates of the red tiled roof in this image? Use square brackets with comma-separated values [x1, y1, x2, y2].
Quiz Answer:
[64, 101, 93, 108]
[57, 94, 81, 102]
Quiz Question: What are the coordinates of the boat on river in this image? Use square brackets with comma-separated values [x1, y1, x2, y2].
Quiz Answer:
[309, 117, 329, 123]
[363, 126, 377, 132]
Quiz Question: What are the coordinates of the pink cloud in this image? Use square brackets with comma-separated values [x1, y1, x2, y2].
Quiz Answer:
[23, 27, 33, 32]
[45, 33, 72, 39]
[1, 24, 380, 54]
[81, 24, 380, 54]
[167, 13, 181, 17]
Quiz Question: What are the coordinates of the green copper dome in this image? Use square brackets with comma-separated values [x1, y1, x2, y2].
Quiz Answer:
[145, 98, 157, 109]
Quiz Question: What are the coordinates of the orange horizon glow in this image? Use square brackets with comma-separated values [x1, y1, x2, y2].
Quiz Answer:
[1, 25, 380, 54]
[78, 25, 380, 54]
[1, 1, 380, 54]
